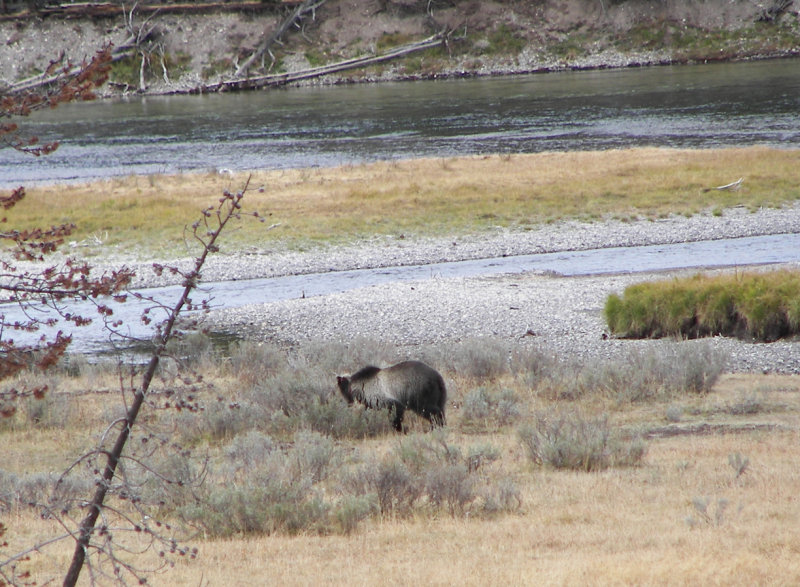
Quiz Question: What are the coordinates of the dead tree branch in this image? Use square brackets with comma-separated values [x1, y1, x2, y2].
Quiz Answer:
[61, 181, 259, 587]
[234, 0, 327, 77]
[207, 31, 446, 92]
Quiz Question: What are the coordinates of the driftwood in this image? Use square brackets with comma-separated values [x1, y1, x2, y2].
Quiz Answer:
[703, 177, 743, 192]
[4, 45, 136, 95]
[0, 1, 298, 21]
[234, 0, 326, 77]
[204, 32, 447, 93]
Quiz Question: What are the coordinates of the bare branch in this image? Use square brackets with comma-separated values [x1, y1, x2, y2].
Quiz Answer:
[62, 179, 256, 586]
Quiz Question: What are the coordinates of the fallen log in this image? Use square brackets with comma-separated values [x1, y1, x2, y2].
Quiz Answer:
[0, 1, 298, 22]
[4, 42, 136, 95]
[702, 177, 743, 192]
[204, 32, 446, 93]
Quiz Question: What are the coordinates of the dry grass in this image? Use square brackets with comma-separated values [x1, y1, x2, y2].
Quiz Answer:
[11, 146, 800, 257]
[172, 430, 800, 586]
[4, 357, 800, 585]
[4, 144, 800, 583]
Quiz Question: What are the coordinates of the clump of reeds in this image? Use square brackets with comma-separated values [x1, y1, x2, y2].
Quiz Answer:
[605, 270, 800, 342]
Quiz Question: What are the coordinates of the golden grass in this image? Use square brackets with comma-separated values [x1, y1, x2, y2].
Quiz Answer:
[172, 433, 800, 586]
[4, 371, 800, 585]
[10, 146, 800, 257]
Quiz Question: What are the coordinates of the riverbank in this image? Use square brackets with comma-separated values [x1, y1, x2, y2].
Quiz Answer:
[186, 204, 800, 375]
[1, 0, 799, 97]
[5, 148, 800, 372]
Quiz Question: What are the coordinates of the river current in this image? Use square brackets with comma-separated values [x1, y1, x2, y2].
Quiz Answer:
[2, 59, 799, 187]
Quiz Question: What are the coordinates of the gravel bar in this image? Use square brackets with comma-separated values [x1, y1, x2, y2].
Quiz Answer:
[184, 206, 800, 375]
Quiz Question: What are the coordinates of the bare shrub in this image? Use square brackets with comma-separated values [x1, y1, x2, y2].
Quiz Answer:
[204, 400, 257, 440]
[518, 410, 647, 471]
[290, 430, 337, 484]
[510, 344, 560, 383]
[461, 386, 522, 430]
[223, 430, 275, 476]
[183, 433, 345, 537]
[480, 476, 523, 514]
[0, 373, 76, 430]
[119, 443, 207, 514]
[228, 340, 286, 386]
[665, 405, 684, 422]
[0, 470, 19, 511]
[465, 443, 501, 472]
[529, 344, 728, 403]
[165, 332, 216, 369]
[674, 343, 727, 393]
[302, 395, 394, 438]
[387, 432, 518, 517]
[338, 456, 420, 518]
[175, 399, 258, 444]
[425, 463, 474, 515]
[687, 496, 730, 528]
[183, 476, 328, 537]
[373, 459, 421, 516]
[397, 430, 462, 473]
[0, 470, 92, 515]
[728, 452, 749, 479]
[443, 337, 512, 379]
[461, 387, 491, 423]
[23, 391, 76, 430]
[248, 366, 330, 419]
[727, 394, 765, 416]
[334, 495, 376, 535]
[610, 434, 648, 468]
[299, 336, 400, 374]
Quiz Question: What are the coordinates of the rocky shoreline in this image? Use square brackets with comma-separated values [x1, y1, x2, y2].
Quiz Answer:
[176, 205, 800, 374]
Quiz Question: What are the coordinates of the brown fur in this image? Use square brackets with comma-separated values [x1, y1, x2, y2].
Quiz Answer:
[337, 360, 446, 432]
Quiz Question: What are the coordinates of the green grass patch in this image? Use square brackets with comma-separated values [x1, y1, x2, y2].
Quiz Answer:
[9, 147, 800, 258]
[376, 32, 415, 52]
[485, 23, 527, 56]
[605, 270, 800, 341]
[616, 21, 800, 61]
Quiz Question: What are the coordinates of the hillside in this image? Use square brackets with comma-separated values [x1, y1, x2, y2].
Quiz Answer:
[1, 0, 798, 96]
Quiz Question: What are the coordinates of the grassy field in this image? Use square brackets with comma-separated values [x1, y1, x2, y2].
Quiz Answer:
[2, 338, 800, 585]
[10, 146, 800, 257]
[3, 146, 800, 585]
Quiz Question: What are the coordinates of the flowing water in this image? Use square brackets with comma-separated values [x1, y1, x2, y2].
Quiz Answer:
[4, 232, 800, 354]
[2, 59, 799, 186]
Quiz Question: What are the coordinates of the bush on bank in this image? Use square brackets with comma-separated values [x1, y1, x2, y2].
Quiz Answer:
[604, 270, 800, 342]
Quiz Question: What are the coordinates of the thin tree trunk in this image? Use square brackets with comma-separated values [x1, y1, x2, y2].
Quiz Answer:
[62, 188, 248, 587]
[62, 354, 159, 587]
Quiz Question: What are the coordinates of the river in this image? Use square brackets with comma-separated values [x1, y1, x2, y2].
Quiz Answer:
[3, 59, 800, 354]
[2, 58, 799, 186]
[4, 232, 800, 355]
